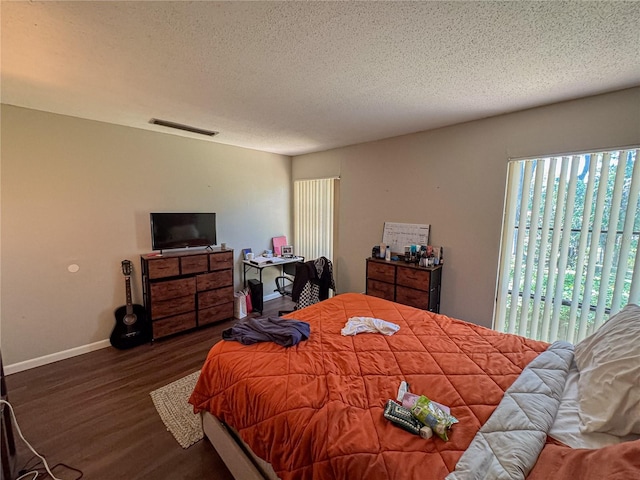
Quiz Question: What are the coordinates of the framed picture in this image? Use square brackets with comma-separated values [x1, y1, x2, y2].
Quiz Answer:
[272, 236, 287, 256]
[282, 245, 293, 257]
[242, 248, 252, 260]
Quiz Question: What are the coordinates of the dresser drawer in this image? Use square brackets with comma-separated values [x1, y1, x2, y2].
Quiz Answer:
[153, 312, 196, 338]
[396, 286, 430, 310]
[396, 267, 431, 292]
[198, 286, 233, 309]
[180, 254, 208, 275]
[197, 270, 233, 292]
[367, 279, 395, 301]
[199, 302, 233, 326]
[367, 261, 395, 283]
[151, 277, 196, 301]
[209, 251, 233, 270]
[151, 295, 195, 319]
[364, 258, 442, 313]
[147, 258, 180, 279]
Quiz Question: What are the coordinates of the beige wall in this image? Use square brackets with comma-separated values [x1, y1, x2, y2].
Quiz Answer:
[3, 88, 639, 367]
[293, 88, 640, 328]
[1, 105, 292, 365]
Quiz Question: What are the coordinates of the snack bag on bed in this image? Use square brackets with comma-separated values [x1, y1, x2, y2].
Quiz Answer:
[383, 400, 433, 439]
[410, 395, 457, 441]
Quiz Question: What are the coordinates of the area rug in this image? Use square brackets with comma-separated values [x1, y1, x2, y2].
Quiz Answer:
[150, 370, 203, 448]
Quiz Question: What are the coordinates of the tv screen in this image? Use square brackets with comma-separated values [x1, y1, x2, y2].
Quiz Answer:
[150, 213, 217, 251]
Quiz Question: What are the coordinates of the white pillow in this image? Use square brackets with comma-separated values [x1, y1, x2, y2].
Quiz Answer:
[574, 303, 640, 436]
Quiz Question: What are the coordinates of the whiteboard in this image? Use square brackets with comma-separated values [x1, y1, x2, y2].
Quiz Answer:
[382, 222, 430, 254]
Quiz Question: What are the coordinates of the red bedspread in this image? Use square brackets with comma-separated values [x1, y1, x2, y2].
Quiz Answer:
[189, 293, 549, 480]
[528, 439, 640, 479]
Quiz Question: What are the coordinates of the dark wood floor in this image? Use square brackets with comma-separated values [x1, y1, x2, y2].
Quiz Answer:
[4, 296, 296, 480]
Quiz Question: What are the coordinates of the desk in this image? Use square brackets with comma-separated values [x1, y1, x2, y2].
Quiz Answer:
[242, 256, 304, 288]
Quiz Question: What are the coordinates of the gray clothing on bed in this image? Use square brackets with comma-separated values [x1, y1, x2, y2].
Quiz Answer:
[222, 316, 310, 347]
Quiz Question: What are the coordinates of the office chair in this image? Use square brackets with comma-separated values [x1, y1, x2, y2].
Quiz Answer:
[279, 257, 335, 316]
[274, 261, 298, 297]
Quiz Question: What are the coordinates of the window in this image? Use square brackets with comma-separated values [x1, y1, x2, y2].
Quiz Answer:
[495, 148, 639, 343]
[293, 178, 339, 263]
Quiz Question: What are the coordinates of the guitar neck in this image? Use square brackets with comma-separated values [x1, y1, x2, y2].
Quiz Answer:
[125, 276, 133, 315]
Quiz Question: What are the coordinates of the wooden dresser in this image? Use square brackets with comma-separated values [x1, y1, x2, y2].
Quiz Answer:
[141, 249, 234, 340]
[366, 257, 442, 313]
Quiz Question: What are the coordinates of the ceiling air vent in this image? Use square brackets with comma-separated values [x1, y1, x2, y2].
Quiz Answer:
[149, 118, 219, 137]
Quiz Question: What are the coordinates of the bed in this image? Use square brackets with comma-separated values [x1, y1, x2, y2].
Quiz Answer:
[189, 293, 640, 479]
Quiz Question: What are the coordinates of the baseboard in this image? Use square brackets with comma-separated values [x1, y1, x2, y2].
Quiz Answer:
[263, 292, 282, 302]
[4, 339, 111, 375]
[6, 296, 283, 375]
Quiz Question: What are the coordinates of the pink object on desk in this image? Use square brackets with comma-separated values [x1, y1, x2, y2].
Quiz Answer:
[272, 236, 287, 256]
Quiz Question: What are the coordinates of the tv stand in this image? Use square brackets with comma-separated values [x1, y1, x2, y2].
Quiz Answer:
[141, 248, 234, 340]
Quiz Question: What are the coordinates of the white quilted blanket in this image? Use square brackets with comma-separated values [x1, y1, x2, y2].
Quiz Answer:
[446, 341, 574, 480]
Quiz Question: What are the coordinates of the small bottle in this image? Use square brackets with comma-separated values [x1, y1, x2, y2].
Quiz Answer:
[385, 246, 391, 261]
[419, 426, 434, 439]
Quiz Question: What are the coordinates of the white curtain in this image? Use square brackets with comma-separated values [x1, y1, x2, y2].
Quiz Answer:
[495, 148, 639, 343]
[293, 178, 337, 263]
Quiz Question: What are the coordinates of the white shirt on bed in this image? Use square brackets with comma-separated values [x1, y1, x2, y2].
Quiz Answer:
[341, 317, 400, 336]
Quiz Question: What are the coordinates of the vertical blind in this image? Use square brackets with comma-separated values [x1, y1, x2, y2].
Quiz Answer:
[495, 148, 639, 343]
[293, 178, 337, 263]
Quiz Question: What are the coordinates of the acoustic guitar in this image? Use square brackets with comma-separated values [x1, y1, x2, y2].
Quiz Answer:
[110, 260, 150, 349]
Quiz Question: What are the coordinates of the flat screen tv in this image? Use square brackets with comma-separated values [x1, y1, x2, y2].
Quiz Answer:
[150, 213, 217, 251]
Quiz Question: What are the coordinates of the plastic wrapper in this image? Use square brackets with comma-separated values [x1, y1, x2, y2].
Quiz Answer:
[397, 380, 409, 401]
[410, 395, 458, 441]
[401, 392, 420, 409]
[401, 392, 453, 416]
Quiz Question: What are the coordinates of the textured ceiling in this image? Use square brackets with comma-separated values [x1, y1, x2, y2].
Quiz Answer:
[2, 1, 639, 156]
